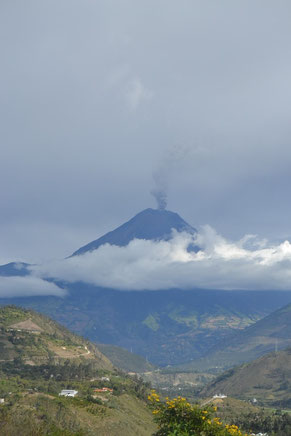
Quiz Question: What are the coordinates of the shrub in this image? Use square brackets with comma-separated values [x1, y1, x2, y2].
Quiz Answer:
[148, 391, 249, 436]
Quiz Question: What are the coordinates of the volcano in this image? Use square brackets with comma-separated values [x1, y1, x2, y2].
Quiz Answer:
[72, 208, 197, 256]
[1, 209, 291, 366]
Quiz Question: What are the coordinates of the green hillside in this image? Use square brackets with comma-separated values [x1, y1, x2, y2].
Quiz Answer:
[0, 305, 113, 369]
[201, 347, 291, 408]
[0, 306, 156, 435]
[199, 396, 291, 435]
[179, 303, 291, 371]
[0, 392, 155, 436]
[97, 343, 156, 373]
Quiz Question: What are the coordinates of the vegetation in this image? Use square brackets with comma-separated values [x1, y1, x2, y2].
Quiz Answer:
[183, 303, 291, 371]
[148, 391, 249, 435]
[1, 306, 291, 434]
[0, 305, 113, 369]
[232, 409, 291, 436]
[97, 343, 156, 372]
[140, 369, 215, 402]
[204, 396, 291, 436]
[201, 347, 291, 407]
[0, 350, 154, 435]
[0, 306, 156, 435]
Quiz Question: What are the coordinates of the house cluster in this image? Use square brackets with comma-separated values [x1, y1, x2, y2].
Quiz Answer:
[212, 394, 227, 399]
[59, 390, 78, 397]
[59, 384, 113, 398]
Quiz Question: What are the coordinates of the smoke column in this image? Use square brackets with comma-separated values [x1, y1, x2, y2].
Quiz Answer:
[151, 145, 190, 210]
[151, 170, 168, 210]
[150, 188, 167, 210]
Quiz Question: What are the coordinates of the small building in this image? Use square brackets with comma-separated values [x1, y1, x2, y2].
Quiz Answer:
[0, 399, 4, 404]
[94, 387, 113, 393]
[59, 390, 78, 397]
[100, 376, 110, 382]
[213, 394, 227, 399]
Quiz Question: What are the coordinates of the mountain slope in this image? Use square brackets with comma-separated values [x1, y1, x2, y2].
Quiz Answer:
[0, 307, 156, 436]
[0, 305, 113, 369]
[96, 343, 156, 372]
[5, 288, 291, 366]
[0, 392, 156, 436]
[0, 262, 30, 276]
[72, 208, 196, 256]
[181, 302, 291, 370]
[201, 346, 291, 407]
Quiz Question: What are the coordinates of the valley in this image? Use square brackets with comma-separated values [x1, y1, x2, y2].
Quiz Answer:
[1, 305, 291, 435]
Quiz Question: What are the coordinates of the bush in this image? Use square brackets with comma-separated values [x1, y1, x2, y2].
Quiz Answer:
[148, 391, 249, 436]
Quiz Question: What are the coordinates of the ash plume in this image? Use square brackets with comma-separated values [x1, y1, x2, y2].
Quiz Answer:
[150, 188, 167, 210]
[150, 145, 190, 210]
[151, 170, 168, 210]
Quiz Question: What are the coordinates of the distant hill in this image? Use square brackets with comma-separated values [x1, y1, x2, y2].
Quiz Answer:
[0, 262, 30, 276]
[180, 302, 291, 370]
[0, 305, 113, 370]
[72, 208, 197, 256]
[97, 343, 156, 373]
[201, 346, 291, 407]
[3, 289, 291, 366]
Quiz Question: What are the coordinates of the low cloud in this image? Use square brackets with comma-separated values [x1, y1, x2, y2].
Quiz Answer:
[29, 227, 291, 291]
[0, 276, 66, 298]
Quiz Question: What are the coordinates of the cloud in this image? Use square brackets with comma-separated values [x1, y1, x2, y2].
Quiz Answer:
[2, 1, 291, 261]
[0, 276, 66, 298]
[125, 77, 153, 110]
[29, 227, 291, 291]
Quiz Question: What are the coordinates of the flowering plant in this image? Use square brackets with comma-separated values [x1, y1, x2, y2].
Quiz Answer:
[148, 391, 249, 436]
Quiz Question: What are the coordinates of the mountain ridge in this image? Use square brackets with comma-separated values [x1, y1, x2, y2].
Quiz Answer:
[72, 208, 197, 256]
[201, 346, 291, 407]
[178, 302, 291, 371]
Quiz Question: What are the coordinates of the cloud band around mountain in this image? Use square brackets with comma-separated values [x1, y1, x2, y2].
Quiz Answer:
[27, 226, 291, 292]
[0, 275, 66, 298]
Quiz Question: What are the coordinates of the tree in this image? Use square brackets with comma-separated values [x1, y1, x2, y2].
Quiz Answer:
[148, 391, 249, 436]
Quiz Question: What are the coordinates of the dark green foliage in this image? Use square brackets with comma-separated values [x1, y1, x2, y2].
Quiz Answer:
[231, 410, 291, 435]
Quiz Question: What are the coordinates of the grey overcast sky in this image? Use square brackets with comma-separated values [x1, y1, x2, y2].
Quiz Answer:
[1, 0, 291, 263]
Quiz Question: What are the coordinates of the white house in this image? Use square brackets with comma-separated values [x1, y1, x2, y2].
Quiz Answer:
[59, 390, 78, 397]
[213, 394, 227, 399]
[100, 376, 110, 382]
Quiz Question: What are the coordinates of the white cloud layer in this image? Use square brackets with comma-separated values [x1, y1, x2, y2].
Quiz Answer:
[0, 276, 66, 298]
[29, 227, 291, 291]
